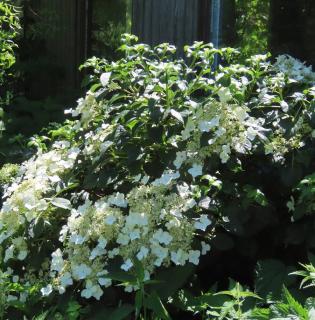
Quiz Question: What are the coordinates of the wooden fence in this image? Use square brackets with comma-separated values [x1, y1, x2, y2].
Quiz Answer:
[132, 0, 201, 49]
[131, 0, 237, 51]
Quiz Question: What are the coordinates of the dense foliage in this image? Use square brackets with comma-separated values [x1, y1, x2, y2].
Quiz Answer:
[1, 34, 315, 319]
[0, 0, 20, 134]
[235, 0, 269, 57]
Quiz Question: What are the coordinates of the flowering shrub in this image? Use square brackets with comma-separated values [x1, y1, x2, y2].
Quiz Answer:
[1, 35, 315, 318]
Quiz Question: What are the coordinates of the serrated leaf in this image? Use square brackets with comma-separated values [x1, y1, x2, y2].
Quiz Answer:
[282, 286, 308, 318]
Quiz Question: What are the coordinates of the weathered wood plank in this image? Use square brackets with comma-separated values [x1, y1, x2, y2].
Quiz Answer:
[132, 0, 200, 50]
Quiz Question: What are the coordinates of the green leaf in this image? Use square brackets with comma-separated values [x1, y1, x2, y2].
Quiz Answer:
[255, 259, 296, 299]
[170, 109, 184, 124]
[249, 308, 270, 320]
[282, 286, 308, 319]
[149, 264, 195, 300]
[107, 304, 134, 320]
[31, 311, 49, 320]
[211, 233, 234, 251]
[106, 271, 137, 285]
[145, 291, 171, 320]
[50, 197, 72, 210]
[135, 291, 143, 319]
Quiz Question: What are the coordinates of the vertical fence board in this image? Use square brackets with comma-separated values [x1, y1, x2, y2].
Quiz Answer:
[132, 0, 200, 49]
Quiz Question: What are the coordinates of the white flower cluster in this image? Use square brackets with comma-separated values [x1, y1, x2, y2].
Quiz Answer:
[48, 184, 211, 299]
[179, 100, 267, 166]
[65, 92, 101, 129]
[0, 142, 79, 263]
[274, 55, 315, 85]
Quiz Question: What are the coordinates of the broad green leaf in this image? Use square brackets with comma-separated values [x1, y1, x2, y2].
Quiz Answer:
[106, 271, 137, 285]
[170, 109, 184, 124]
[149, 264, 195, 300]
[107, 304, 134, 320]
[145, 291, 171, 320]
[50, 197, 72, 210]
[255, 259, 296, 299]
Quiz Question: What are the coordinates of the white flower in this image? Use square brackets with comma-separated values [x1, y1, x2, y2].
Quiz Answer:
[198, 116, 220, 132]
[136, 246, 149, 261]
[188, 164, 203, 178]
[98, 277, 112, 287]
[151, 244, 168, 266]
[126, 212, 148, 227]
[97, 236, 107, 249]
[60, 272, 73, 288]
[171, 249, 189, 266]
[107, 192, 128, 208]
[4, 245, 15, 262]
[121, 259, 133, 271]
[188, 250, 200, 265]
[177, 182, 191, 198]
[219, 144, 231, 163]
[69, 234, 86, 245]
[183, 199, 197, 211]
[129, 229, 141, 240]
[72, 264, 92, 280]
[81, 280, 103, 300]
[287, 196, 295, 212]
[218, 87, 232, 103]
[90, 246, 106, 260]
[133, 174, 142, 182]
[152, 229, 173, 245]
[59, 225, 69, 242]
[170, 209, 183, 218]
[105, 215, 116, 225]
[17, 250, 27, 261]
[234, 107, 248, 122]
[108, 248, 120, 258]
[152, 170, 180, 186]
[308, 308, 315, 319]
[116, 233, 130, 245]
[51, 249, 64, 272]
[173, 151, 187, 169]
[141, 175, 150, 184]
[245, 127, 257, 141]
[201, 241, 211, 255]
[194, 215, 212, 231]
[215, 127, 226, 137]
[100, 72, 111, 87]
[41, 284, 53, 296]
